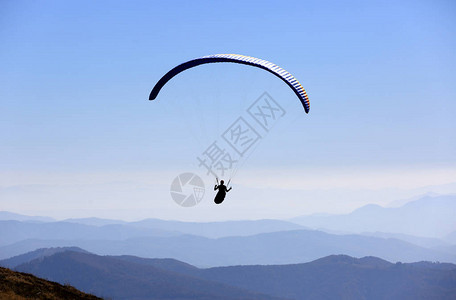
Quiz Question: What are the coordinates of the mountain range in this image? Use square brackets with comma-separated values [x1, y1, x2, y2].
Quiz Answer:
[11, 249, 278, 300]
[1, 194, 455, 267]
[5, 248, 456, 300]
[0, 211, 55, 222]
[291, 194, 456, 237]
[1, 228, 455, 267]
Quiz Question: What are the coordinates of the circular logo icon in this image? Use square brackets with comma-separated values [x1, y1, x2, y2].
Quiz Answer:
[170, 173, 205, 207]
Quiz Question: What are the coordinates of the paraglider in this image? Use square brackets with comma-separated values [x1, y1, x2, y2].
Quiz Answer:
[149, 54, 310, 113]
[214, 178, 232, 204]
[150, 54, 311, 205]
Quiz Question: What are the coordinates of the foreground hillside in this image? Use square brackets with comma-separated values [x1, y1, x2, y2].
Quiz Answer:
[10, 249, 456, 300]
[0, 266, 101, 300]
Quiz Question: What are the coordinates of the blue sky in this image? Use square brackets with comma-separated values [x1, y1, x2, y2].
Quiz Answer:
[1, 0, 455, 220]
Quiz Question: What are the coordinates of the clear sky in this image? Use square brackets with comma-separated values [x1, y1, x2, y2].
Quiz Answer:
[1, 0, 455, 221]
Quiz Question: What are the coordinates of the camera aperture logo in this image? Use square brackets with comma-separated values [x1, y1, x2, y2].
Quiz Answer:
[170, 173, 205, 207]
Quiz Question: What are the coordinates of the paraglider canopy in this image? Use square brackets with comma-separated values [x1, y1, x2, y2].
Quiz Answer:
[149, 54, 310, 113]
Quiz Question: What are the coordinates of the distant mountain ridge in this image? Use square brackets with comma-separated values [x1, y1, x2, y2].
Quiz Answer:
[0, 216, 307, 247]
[63, 217, 127, 226]
[0, 211, 54, 222]
[0, 219, 180, 247]
[13, 249, 456, 300]
[126, 218, 307, 238]
[1, 229, 455, 266]
[1, 194, 455, 267]
[291, 194, 456, 237]
[360, 231, 451, 248]
[1, 194, 454, 240]
[0, 247, 88, 269]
